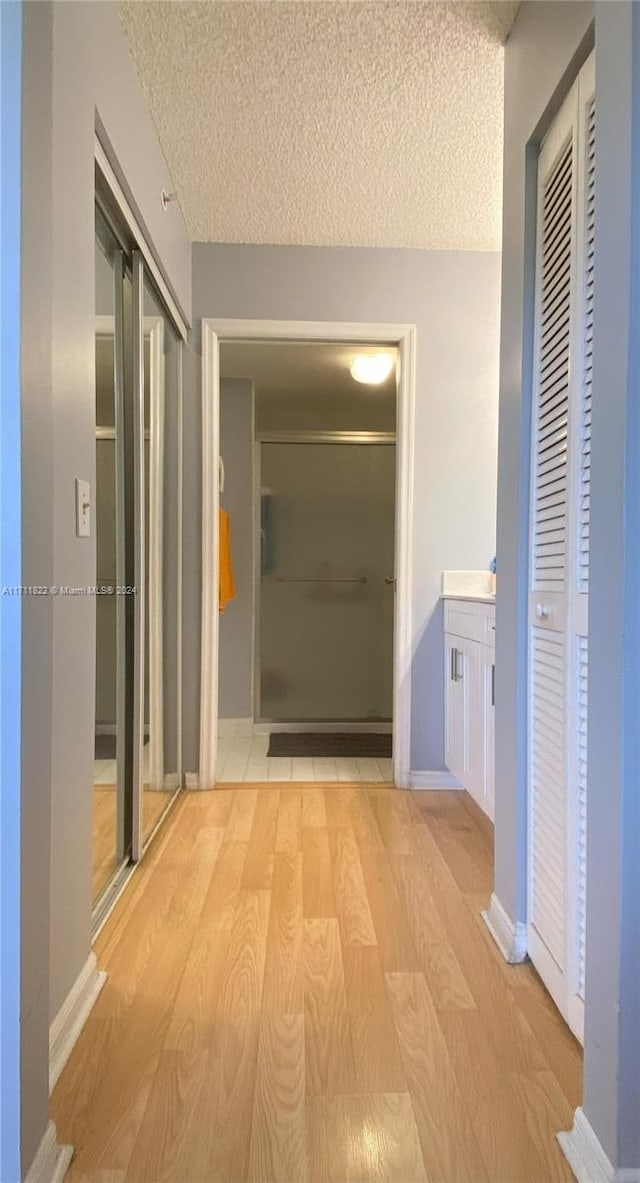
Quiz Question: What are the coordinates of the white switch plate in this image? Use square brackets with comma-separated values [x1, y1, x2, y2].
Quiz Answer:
[75, 478, 91, 538]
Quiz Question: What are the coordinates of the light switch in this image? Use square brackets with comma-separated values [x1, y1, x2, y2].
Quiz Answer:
[75, 478, 91, 538]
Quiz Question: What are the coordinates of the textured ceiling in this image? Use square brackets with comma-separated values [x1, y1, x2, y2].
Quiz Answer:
[120, 1, 519, 251]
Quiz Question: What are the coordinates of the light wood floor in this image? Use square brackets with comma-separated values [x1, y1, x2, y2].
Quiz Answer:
[92, 786, 175, 901]
[55, 785, 583, 1182]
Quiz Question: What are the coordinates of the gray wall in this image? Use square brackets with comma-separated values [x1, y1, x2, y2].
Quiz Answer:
[1, 3, 23, 1174]
[494, 0, 594, 925]
[20, 3, 56, 1174]
[255, 391, 396, 434]
[19, 13, 190, 1142]
[47, 1, 191, 1028]
[584, 3, 640, 1170]
[184, 244, 501, 772]
[219, 379, 254, 719]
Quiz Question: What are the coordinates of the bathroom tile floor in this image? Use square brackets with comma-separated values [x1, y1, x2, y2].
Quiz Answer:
[216, 734, 393, 784]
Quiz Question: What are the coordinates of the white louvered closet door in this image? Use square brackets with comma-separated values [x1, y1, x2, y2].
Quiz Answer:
[528, 51, 595, 1044]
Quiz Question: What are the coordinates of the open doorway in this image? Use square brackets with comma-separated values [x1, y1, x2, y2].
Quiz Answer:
[199, 320, 416, 789]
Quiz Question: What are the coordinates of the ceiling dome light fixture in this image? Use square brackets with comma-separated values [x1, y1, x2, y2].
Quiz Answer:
[350, 353, 395, 385]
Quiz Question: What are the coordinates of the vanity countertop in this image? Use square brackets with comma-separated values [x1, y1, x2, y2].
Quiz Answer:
[441, 569, 495, 602]
[441, 592, 495, 603]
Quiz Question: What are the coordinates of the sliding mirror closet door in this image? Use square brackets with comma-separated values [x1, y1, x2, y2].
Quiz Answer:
[93, 178, 184, 913]
[93, 210, 131, 903]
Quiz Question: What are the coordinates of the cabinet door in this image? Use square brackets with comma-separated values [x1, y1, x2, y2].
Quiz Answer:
[444, 633, 465, 783]
[463, 638, 484, 806]
[482, 647, 496, 820]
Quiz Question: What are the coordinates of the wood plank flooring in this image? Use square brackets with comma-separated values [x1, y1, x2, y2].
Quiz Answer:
[53, 786, 582, 1182]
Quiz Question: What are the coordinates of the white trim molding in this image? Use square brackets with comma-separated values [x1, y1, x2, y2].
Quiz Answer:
[24, 1122, 73, 1183]
[147, 317, 166, 795]
[185, 771, 200, 790]
[559, 1108, 640, 1183]
[408, 770, 462, 789]
[198, 321, 220, 790]
[200, 318, 417, 793]
[481, 892, 528, 964]
[49, 952, 107, 1092]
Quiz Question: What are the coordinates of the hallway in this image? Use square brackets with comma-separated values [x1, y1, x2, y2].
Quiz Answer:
[52, 785, 581, 1182]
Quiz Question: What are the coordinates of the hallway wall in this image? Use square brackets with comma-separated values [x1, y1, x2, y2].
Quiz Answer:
[184, 244, 501, 773]
[20, 1, 190, 1174]
[46, 0, 191, 1028]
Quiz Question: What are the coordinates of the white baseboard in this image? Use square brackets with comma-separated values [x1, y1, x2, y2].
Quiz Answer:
[408, 770, 462, 789]
[558, 1107, 640, 1183]
[481, 891, 528, 964]
[24, 1121, 73, 1183]
[49, 952, 107, 1092]
[185, 771, 200, 790]
[145, 774, 180, 793]
[218, 717, 254, 738]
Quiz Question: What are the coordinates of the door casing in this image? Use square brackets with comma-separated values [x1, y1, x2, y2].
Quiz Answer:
[199, 319, 417, 789]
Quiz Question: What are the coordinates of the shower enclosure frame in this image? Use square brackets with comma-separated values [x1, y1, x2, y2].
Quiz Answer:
[254, 431, 397, 727]
[199, 319, 417, 790]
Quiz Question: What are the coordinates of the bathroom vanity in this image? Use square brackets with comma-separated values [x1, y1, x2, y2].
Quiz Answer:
[442, 573, 495, 821]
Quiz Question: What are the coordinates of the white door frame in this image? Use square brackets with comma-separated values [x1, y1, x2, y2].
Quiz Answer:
[199, 318, 417, 789]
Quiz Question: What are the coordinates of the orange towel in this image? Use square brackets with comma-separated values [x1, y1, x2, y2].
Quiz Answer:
[219, 507, 236, 612]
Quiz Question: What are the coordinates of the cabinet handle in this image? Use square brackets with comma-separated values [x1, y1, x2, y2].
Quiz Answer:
[451, 647, 456, 682]
[491, 663, 495, 707]
[456, 649, 463, 681]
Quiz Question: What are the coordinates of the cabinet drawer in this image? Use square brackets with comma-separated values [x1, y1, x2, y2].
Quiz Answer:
[480, 605, 496, 648]
[444, 599, 495, 646]
[444, 600, 480, 640]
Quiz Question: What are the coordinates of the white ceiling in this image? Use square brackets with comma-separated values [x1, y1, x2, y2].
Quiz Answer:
[220, 339, 397, 399]
[119, 1, 519, 252]
[220, 340, 397, 431]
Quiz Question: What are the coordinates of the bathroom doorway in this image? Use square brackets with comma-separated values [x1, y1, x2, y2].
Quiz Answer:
[199, 321, 416, 788]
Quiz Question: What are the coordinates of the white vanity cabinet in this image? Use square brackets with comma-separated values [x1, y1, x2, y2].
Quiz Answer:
[444, 598, 495, 820]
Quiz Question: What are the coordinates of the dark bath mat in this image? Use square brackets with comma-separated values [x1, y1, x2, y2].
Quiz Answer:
[267, 732, 392, 759]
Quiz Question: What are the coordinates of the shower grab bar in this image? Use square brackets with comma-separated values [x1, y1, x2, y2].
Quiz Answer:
[275, 575, 368, 585]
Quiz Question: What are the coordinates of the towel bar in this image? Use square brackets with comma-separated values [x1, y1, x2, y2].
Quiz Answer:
[275, 575, 367, 585]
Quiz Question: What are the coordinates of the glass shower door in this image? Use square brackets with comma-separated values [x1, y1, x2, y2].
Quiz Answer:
[259, 441, 396, 721]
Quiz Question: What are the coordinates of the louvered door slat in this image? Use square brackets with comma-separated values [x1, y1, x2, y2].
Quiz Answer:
[532, 138, 572, 595]
[576, 637, 588, 999]
[530, 629, 566, 969]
